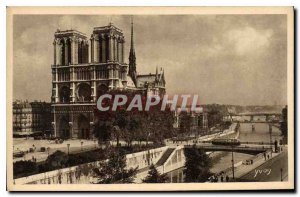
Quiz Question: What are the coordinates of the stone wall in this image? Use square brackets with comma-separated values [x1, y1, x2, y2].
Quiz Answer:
[14, 146, 168, 185]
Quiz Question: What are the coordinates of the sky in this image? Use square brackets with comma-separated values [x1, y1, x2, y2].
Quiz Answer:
[13, 14, 287, 105]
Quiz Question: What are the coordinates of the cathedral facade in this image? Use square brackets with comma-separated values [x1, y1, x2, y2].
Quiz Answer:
[51, 22, 166, 139]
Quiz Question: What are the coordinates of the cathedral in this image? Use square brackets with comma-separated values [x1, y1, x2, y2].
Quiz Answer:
[51, 20, 166, 139]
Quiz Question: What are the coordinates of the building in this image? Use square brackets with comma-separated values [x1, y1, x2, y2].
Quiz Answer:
[127, 20, 166, 97]
[51, 21, 166, 139]
[13, 100, 52, 137]
[173, 107, 208, 135]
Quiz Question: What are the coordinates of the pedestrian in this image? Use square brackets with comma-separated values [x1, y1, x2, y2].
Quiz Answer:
[215, 176, 219, 182]
[221, 176, 224, 182]
[267, 155, 270, 159]
[226, 175, 229, 182]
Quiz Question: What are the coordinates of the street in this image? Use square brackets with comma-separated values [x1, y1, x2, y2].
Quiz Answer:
[238, 150, 288, 182]
[13, 138, 153, 162]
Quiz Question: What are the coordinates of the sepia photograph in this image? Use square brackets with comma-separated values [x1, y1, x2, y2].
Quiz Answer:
[6, 6, 294, 191]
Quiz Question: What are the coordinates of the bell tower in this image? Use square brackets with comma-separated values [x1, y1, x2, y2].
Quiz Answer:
[91, 23, 128, 90]
[91, 22, 125, 64]
[53, 29, 89, 66]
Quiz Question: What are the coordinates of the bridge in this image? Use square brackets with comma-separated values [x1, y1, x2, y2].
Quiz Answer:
[167, 138, 274, 155]
[189, 140, 273, 146]
[235, 112, 281, 116]
[183, 144, 272, 155]
[225, 112, 281, 123]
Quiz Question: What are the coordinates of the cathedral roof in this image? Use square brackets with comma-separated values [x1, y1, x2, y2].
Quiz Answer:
[54, 29, 87, 39]
[126, 74, 137, 89]
[93, 22, 123, 34]
[136, 73, 165, 88]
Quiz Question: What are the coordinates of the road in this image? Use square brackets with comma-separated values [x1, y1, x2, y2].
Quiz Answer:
[238, 150, 288, 182]
[13, 138, 153, 162]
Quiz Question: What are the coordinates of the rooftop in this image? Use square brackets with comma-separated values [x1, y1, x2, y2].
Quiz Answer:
[54, 29, 87, 38]
[93, 22, 123, 33]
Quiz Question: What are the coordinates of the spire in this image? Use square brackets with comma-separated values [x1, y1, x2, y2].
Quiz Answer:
[130, 17, 135, 55]
[159, 67, 163, 81]
[129, 16, 137, 86]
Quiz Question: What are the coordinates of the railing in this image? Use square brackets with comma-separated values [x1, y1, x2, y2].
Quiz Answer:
[162, 146, 185, 174]
[240, 141, 273, 145]
[14, 146, 168, 185]
[176, 140, 272, 146]
[184, 144, 271, 153]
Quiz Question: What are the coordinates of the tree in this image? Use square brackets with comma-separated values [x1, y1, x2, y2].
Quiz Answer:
[148, 109, 175, 144]
[45, 150, 69, 170]
[184, 147, 212, 182]
[123, 115, 141, 147]
[205, 104, 227, 129]
[280, 106, 288, 144]
[113, 109, 129, 146]
[94, 121, 112, 146]
[142, 164, 168, 183]
[179, 111, 191, 137]
[13, 160, 38, 178]
[93, 149, 137, 183]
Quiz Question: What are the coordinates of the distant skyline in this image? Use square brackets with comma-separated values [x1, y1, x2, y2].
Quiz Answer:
[13, 14, 287, 105]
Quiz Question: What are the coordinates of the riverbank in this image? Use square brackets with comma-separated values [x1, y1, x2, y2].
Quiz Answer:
[210, 147, 287, 182]
[237, 148, 288, 182]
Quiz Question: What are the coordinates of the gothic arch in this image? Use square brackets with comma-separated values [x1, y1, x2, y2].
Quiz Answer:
[59, 116, 70, 139]
[59, 39, 65, 65]
[77, 114, 90, 139]
[78, 40, 84, 64]
[96, 84, 108, 99]
[66, 38, 71, 65]
[59, 86, 70, 103]
[76, 83, 92, 102]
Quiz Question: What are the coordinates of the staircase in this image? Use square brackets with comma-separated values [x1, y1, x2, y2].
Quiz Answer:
[155, 148, 175, 167]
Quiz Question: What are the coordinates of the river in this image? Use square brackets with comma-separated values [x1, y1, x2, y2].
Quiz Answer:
[166, 123, 282, 183]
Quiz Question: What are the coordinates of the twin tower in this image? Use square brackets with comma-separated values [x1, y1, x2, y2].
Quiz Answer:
[51, 22, 137, 139]
[51, 23, 134, 105]
[51, 21, 166, 139]
[53, 23, 125, 65]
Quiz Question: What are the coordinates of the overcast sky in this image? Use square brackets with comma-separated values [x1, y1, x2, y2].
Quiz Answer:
[13, 14, 287, 105]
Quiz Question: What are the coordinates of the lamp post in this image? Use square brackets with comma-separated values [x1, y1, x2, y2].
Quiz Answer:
[46, 147, 50, 157]
[231, 145, 235, 181]
[94, 139, 97, 148]
[67, 143, 70, 155]
[269, 124, 273, 157]
[280, 168, 283, 181]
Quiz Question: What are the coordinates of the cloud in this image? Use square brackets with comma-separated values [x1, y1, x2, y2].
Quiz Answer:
[225, 27, 273, 56]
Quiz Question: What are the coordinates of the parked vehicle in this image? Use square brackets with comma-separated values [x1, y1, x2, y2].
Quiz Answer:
[13, 150, 25, 158]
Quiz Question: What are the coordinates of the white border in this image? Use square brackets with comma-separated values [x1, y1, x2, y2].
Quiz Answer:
[1, 0, 299, 196]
